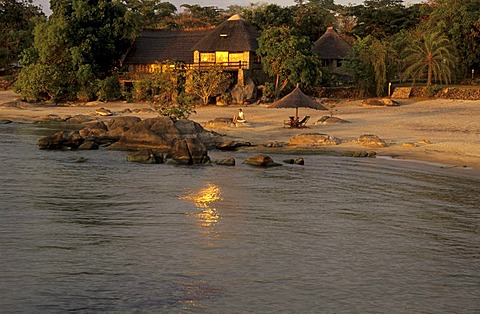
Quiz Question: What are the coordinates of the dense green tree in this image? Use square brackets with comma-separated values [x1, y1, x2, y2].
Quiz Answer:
[122, 0, 176, 29]
[291, 0, 338, 42]
[347, 36, 396, 97]
[348, 0, 422, 39]
[175, 4, 225, 29]
[402, 31, 456, 88]
[421, 0, 480, 78]
[242, 4, 293, 31]
[0, 0, 44, 68]
[15, 0, 138, 101]
[185, 67, 230, 105]
[257, 26, 322, 99]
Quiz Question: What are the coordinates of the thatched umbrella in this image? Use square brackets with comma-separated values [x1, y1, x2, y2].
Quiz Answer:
[268, 85, 327, 118]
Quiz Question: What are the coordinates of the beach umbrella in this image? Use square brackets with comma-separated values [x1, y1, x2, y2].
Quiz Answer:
[267, 85, 328, 118]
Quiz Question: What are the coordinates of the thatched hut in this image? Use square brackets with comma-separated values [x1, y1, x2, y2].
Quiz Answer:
[191, 14, 262, 84]
[312, 27, 352, 69]
[122, 29, 210, 74]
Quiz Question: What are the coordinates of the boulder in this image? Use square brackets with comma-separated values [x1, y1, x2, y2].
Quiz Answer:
[244, 154, 281, 167]
[108, 117, 181, 151]
[216, 140, 252, 150]
[289, 133, 341, 146]
[105, 116, 142, 138]
[356, 134, 388, 148]
[96, 107, 113, 116]
[166, 137, 210, 165]
[230, 78, 257, 104]
[78, 141, 99, 150]
[37, 130, 84, 150]
[283, 157, 304, 165]
[79, 121, 108, 139]
[361, 98, 399, 107]
[66, 114, 95, 124]
[0, 119, 12, 124]
[215, 158, 236, 166]
[343, 151, 377, 158]
[126, 149, 163, 164]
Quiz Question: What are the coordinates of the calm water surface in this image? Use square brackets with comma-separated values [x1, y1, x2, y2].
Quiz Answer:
[0, 123, 479, 312]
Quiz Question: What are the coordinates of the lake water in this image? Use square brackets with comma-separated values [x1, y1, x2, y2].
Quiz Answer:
[0, 123, 479, 312]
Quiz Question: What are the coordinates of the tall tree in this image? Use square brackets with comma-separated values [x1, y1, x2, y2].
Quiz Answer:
[0, 0, 44, 68]
[15, 0, 138, 101]
[242, 3, 293, 31]
[402, 31, 456, 88]
[291, 0, 339, 42]
[257, 26, 322, 99]
[122, 0, 176, 30]
[421, 0, 480, 78]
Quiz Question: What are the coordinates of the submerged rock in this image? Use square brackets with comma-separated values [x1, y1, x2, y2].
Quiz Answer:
[356, 134, 388, 148]
[289, 133, 341, 146]
[244, 154, 281, 167]
[126, 149, 163, 164]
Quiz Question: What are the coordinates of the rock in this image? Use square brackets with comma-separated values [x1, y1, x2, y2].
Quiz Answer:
[343, 151, 377, 158]
[264, 141, 284, 148]
[0, 119, 12, 124]
[108, 117, 181, 151]
[104, 116, 142, 139]
[361, 98, 399, 107]
[416, 139, 432, 145]
[283, 158, 295, 164]
[37, 130, 84, 150]
[78, 141, 99, 150]
[215, 158, 236, 166]
[79, 121, 109, 139]
[66, 114, 95, 124]
[244, 154, 281, 167]
[294, 157, 305, 165]
[216, 140, 252, 150]
[75, 157, 88, 163]
[315, 116, 349, 124]
[166, 138, 210, 165]
[402, 142, 417, 147]
[289, 133, 341, 146]
[356, 134, 388, 148]
[95, 107, 113, 116]
[126, 149, 163, 164]
[41, 114, 63, 122]
[230, 78, 257, 105]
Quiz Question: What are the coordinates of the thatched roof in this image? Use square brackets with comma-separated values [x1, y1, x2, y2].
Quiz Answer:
[192, 14, 260, 52]
[312, 27, 352, 60]
[268, 86, 327, 111]
[123, 29, 211, 65]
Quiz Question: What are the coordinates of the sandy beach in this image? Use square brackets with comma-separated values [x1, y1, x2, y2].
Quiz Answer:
[1, 90, 479, 171]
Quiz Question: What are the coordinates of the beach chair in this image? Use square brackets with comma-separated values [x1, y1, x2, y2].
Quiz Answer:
[297, 115, 310, 128]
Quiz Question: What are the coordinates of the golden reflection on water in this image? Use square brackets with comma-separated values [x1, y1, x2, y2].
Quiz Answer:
[180, 183, 223, 243]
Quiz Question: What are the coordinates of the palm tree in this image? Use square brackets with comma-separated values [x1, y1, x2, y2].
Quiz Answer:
[402, 31, 456, 88]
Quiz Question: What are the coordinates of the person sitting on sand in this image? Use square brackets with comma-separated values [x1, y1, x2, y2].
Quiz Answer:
[233, 108, 246, 124]
[288, 116, 299, 128]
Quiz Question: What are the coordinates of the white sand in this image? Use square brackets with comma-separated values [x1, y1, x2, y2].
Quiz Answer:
[1, 90, 480, 171]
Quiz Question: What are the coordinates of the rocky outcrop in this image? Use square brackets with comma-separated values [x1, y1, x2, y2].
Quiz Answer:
[230, 78, 257, 104]
[244, 154, 281, 167]
[356, 134, 388, 148]
[37, 130, 84, 149]
[215, 158, 236, 166]
[216, 140, 252, 150]
[126, 149, 163, 164]
[165, 138, 210, 165]
[289, 133, 341, 146]
[205, 117, 233, 128]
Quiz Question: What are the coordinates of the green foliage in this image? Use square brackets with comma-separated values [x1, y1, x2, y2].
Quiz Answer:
[257, 26, 322, 99]
[0, 0, 45, 66]
[243, 4, 293, 31]
[132, 77, 153, 102]
[347, 0, 423, 39]
[291, 1, 338, 42]
[123, 0, 176, 29]
[97, 74, 122, 102]
[402, 31, 457, 88]
[13, 64, 66, 101]
[421, 0, 480, 77]
[15, 0, 139, 101]
[185, 67, 231, 105]
[153, 93, 196, 120]
[346, 36, 392, 97]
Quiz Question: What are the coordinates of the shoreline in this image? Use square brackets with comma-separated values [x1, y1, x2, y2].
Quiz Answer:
[1, 90, 480, 173]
